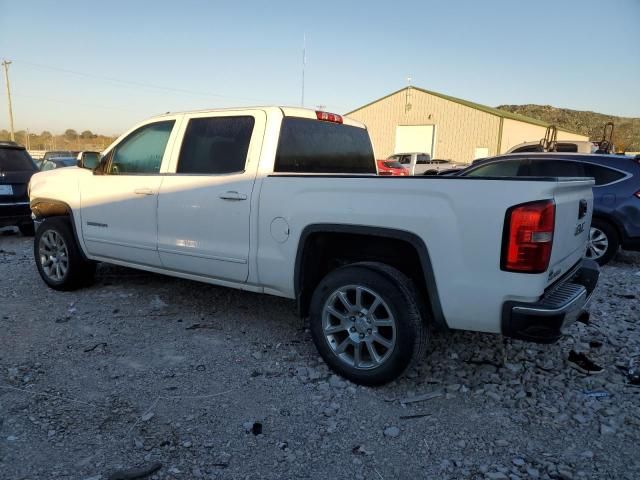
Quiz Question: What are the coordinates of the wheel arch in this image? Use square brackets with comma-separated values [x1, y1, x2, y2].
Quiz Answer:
[294, 224, 446, 329]
[30, 197, 88, 260]
[591, 212, 622, 241]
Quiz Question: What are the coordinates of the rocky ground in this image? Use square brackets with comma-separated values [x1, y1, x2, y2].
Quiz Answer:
[1, 229, 639, 480]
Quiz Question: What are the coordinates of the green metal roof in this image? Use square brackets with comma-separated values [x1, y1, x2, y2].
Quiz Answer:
[346, 86, 584, 135]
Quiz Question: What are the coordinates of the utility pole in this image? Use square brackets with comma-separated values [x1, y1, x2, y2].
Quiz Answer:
[2, 60, 15, 141]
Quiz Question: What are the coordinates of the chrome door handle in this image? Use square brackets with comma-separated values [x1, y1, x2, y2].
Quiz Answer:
[219, 191, 247, 201]
[134, 188, 154, 196]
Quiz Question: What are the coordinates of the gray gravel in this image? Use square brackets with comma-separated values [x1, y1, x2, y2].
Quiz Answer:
[1, 228, 639, 479]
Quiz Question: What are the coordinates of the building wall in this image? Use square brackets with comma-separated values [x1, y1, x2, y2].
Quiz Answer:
[347, 88, 501, 164]
[500, 118, 589, 153]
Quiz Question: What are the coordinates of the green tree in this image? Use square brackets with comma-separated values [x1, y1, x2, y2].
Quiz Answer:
[64, 129, 78, 141]
[80, 130, 94, 139]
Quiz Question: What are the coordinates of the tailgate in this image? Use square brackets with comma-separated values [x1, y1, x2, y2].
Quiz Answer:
[546, 178, 594, 287]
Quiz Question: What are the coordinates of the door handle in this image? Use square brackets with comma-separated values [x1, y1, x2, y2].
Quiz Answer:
[134, 188, 154, 196]
[219, 191, 247, 201]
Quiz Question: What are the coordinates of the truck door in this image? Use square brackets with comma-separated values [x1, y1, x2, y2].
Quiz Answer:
[157, 110, 266, 283]
[79, 118, 180, 266]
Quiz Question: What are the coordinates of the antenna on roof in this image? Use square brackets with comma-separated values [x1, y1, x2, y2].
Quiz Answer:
[405, 75, 413, 112]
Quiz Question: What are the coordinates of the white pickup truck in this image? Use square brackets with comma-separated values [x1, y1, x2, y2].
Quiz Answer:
[28, 107, 599, 385]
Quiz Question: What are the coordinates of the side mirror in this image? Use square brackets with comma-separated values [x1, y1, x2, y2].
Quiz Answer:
[77, 151, 100, 170]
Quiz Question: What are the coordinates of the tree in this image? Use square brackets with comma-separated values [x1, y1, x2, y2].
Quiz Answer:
[64, 129, 78, 141]
[80, 130, 94, 139]
[41, 131, 52, 138]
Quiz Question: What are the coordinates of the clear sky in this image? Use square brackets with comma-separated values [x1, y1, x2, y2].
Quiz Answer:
[0, 0, 638, 135]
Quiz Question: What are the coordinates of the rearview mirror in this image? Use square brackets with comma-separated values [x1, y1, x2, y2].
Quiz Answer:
[77, 151, 101, 170]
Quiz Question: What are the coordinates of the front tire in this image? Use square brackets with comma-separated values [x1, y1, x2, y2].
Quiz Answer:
[34, 217, 96, 291]
[309, 262, 427, 386]
[586, 219, 619, 266]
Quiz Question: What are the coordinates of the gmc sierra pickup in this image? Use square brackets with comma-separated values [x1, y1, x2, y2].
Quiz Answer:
[28, 107, 599, 385]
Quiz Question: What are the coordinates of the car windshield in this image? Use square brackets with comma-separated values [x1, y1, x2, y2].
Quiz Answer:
[0, 148, 37, 172]
[383, 161, 404, 169]
[44, 151, 78, 160]
[56, 158, 78, 167]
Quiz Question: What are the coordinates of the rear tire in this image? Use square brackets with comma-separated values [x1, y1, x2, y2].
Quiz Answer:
[34, 217, 96, 291]
[309, 262, 427, 386]
[586, 219, 619, 266]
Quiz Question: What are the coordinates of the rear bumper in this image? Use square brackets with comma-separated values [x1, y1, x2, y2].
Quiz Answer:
[501, 259, 599, 344]
[0, 201, 31, 227]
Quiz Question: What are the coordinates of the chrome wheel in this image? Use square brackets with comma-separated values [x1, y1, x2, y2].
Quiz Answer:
[586, 227, 608, 260]
[322, 285, 396, 370]
[39, 230, 69, 281]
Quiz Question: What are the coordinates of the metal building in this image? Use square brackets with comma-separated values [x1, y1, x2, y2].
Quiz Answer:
[345, 86, 589, 164]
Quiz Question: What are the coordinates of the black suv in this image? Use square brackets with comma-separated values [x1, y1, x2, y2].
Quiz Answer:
[0, 141, 38, 235]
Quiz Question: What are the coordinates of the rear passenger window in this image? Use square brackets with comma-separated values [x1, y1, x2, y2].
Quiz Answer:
[530, 160, 585, 177]
[416, 154, 430, 164]
[177, 116, 254, 174]
[465, 160, 528, 177]
[275, 117, 375, 174]
[583, 163, 625, 186]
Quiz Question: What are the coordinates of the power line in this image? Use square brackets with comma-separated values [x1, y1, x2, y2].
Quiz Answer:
[12, 92, 143, 114]
[14, 59, 279, 104]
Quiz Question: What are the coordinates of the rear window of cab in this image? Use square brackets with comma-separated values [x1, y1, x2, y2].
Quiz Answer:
[274, 117, 375, 174]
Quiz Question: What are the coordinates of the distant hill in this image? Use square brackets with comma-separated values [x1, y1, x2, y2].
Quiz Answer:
[496, 104, 640, 151]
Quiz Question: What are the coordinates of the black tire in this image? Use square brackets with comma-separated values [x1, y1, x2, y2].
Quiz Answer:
[309, 262, 427, 386]
[587, 218, 619, 266]
[18, 222, 35, 236]
[34, 217, 96, 291]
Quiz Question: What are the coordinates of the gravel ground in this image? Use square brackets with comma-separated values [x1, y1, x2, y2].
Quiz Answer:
[1, 228, 639, 480]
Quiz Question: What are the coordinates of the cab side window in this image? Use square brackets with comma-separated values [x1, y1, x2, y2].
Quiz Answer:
[108, 121, 175, 175]
[177, 116, 254, 174]
[416, 154, 431, 164]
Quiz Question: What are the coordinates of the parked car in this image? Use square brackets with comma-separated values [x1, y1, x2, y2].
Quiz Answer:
[36, 150, 80, 169]
[29, 107, 598, 385]
[458, 152, 640, 265]
[387, 153, 461, 175]
[376, 159, 408, 176]
[0, 141, 37, 235]
[506, 141, 599, 154]
[40, 157, 79, 171]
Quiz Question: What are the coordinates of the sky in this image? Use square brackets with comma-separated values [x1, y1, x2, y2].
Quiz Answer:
[0, 0, 638, 135]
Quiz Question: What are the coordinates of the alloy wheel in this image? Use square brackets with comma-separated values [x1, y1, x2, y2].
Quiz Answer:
[39, 230, 69, 281]
[322, 285, 396, 370]
[586, 227, 608, 260]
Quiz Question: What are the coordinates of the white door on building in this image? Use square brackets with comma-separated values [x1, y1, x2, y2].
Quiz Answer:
[394, 125, 435, 156]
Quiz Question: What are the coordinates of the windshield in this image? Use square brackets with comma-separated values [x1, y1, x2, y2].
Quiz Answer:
[0, 148, 37, 172]
[383, 161, 404, 169]
[56, 158, 78, 167]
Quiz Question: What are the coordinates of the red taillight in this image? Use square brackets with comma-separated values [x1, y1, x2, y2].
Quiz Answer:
[501, 200, 555, 273]
[316, 111, 343, 124]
